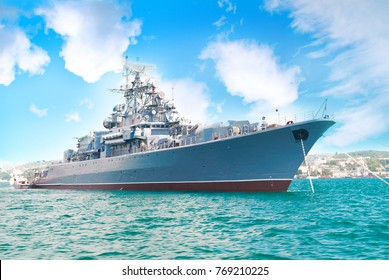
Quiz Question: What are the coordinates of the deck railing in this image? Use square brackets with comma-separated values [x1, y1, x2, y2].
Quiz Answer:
[129, 112, 335, 154]
[269, 111, 334, 126]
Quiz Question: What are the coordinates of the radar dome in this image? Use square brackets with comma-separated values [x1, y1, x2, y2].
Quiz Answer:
[103, 117, 114, 129]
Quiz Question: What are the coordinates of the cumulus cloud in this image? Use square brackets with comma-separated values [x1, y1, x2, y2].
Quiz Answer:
[36, 0, 142, 83]
[200, 40, 301, 109]
[29, 104, 48, 117]
[264, 0, 389, 146]
[212, 100, 225, 114]
[0, 25, 50, 86]
[157, 77, 211, 124]
[66, 112, 81, 122]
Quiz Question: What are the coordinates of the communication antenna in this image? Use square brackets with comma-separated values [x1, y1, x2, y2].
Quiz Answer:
[110, 56, 156, 94]
[314, 99, 329, 119]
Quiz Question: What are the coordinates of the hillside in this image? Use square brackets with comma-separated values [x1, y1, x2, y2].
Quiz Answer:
[298, 150, 389, 178]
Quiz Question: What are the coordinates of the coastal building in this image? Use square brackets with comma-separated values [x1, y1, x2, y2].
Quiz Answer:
[298, 153, 389, 178]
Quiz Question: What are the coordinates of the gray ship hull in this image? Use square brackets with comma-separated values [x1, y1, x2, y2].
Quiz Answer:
[31, 119, 334, 192]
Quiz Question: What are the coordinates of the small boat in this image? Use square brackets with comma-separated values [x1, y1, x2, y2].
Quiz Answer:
[13, 176, 31, 189]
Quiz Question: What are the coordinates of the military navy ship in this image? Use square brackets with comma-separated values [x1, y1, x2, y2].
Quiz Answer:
[18, 61, 334, 192]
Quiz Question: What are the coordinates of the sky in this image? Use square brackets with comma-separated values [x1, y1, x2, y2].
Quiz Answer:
[1, 0, 389, 164]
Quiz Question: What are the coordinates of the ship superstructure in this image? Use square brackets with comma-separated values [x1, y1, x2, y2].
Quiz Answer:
[64, 61, 196, 162]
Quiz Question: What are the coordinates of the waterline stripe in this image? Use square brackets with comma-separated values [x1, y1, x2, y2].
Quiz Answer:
[37, 178, 292, 186]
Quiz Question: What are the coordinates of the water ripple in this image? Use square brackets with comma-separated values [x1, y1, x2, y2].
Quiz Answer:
[0, 179, 388, 259]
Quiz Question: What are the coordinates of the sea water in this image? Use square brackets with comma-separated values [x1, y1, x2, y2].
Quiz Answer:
[0, 179, 387, 260]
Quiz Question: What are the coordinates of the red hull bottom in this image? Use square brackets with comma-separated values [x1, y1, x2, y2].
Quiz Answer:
[30, 180, 292, 192]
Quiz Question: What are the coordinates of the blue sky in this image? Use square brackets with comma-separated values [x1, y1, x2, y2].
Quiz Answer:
[1, 0, 389, 164]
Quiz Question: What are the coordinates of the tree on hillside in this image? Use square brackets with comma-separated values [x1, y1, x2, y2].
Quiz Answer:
[0, 171, 11, 181]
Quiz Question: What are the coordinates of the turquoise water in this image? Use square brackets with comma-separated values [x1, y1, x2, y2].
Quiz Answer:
[0, 179, 388, 260]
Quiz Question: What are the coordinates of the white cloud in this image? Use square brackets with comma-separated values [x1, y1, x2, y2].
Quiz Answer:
[213, 16, 227, 28]
[218, 0, 237, 14]
[200, 40, 301, 109]
[36, 0, 142, 83]
[29, 104, 48, 117]
[264, 0, 389, 147]
[326, 98, 389, 147]
[212, 100, 225, 114]
[0, 25, 50, 86]
[80, 98, 94, 109]
[66, 112, 80, 122]
[142, 35, 156, 41]
[157, 76, 211, 124]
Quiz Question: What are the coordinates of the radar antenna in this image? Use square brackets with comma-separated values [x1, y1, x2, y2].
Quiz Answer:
[123, 56, 155, 80]
[122, 56, 156, 91]
[109, 57, 158, 117]
[124, 61, 156, 75]
[109, 57, 156, 93]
